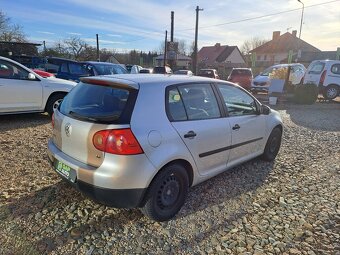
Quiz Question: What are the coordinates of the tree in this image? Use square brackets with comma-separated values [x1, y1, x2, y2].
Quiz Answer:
[64, 37, 87, 60]
[240, 37, 268, 54]
[0, 11, 26, 42]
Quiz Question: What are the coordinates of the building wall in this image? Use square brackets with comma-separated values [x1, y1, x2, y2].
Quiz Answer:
[225, 48, 245, 64]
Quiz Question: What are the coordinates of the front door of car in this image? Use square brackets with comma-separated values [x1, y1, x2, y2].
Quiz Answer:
[303, 61, 325, 85]
[216, 84, 266, 165]
[0, 59, 42, 113]
[167, 83, 232, 176]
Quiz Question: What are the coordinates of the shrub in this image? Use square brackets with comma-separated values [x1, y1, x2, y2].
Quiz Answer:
[293, 83, 318, 104]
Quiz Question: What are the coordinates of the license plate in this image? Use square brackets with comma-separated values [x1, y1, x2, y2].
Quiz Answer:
[54, 160, 77, 183]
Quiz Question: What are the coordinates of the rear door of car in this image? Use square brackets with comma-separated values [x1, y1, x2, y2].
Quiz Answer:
[303, 61, 325, 85]
[0, 59, 43, 113]
[167, 83, 232, 176]
[326, 63, 340, 86]
[215, 83, 266, 165]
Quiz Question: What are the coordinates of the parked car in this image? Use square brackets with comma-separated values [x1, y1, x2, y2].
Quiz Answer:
[56, 59, 90, 82]
[47, 74, 283, 221]
[130, 65, 143, 74]
[227, 68, 253, 90]
[198, 69, 220, 79]
[0, 56, 76, 115]
[174, 70, 193, 76]
[32, 69, 55, 78]
[139, 68, 153, 74]
[251, 63, 306, 93]
[303, 60, 340, 100]
[153, 66, 172, 74]
[83, 62, 128, 76]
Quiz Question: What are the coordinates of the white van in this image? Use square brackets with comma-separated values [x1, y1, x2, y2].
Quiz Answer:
[303, 60, 340, 100]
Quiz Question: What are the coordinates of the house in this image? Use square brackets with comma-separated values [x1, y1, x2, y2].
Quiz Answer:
[280, 51, 339, 66]
[197, 43, 245, 68]
[250, 30, 320, 66]
[154, 54, 191, 69]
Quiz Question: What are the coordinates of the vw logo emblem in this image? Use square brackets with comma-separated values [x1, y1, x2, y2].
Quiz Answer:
[65, 123, 72, 137]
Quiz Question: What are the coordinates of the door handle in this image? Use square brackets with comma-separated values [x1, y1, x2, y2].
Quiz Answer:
[232, 124, 240, 130]
[184, 131, 197, 138]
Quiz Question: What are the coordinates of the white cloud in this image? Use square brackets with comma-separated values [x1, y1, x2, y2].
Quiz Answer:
[37, 31, 55, 35]
[67, 32, 82, 36]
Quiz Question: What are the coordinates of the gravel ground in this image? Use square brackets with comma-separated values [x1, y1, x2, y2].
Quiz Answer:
[0, 102, 339, 255]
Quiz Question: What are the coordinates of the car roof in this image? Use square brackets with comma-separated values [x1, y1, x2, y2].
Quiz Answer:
[84, 61, 119, 65]
[81, 74, 225, 89]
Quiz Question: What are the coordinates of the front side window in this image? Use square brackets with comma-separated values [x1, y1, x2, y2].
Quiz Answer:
[0, 60, 30, 80]
[178, 84, 221, 120]
[331, 64, 340, 74]
[69, 63, 89, 75]
[308, 62, 325, 74]
[217, 84, 257, 116]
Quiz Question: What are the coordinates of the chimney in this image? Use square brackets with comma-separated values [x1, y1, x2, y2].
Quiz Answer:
[215, 43, 221, 47]
[272, 31, 280, 41]
[292, 30, 297, 37]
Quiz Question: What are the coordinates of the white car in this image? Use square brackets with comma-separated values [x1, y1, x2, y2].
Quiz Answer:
[251, 63, 306, 92]
[303, 60, 340, 100]
[0, 56, 76, 115]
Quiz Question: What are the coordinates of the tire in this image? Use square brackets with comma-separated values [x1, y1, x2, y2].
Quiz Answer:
[261, 127, 282, 162]
[140, 163, 189, 222]
[46, 93, 65, 116]
[323, 85, 339, 100]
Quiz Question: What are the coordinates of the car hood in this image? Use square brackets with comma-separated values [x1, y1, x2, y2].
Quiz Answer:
[253, 75, 270, 83]
[43, 77, 77, 86]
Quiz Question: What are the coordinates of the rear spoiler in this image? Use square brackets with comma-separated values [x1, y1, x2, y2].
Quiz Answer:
[80, 77, 139, 90]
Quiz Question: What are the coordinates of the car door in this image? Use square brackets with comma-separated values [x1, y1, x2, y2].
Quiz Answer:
[216, 84, 266, 166]
[303, 61, 325, 85]
[167, 83, 232, 176]
[0, 59, 42, 113]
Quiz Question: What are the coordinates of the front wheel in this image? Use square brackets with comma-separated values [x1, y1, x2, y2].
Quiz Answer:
[46, 93, 65, 116]
[261, 127, 282, 161]
[323, 85, 339, 100]
[140, 163, 189, 222]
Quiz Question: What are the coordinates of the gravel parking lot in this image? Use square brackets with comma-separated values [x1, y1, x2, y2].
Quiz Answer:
[0, 102, 339, 255]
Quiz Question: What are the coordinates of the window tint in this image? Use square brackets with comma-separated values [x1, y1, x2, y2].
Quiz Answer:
[60, 82, 132, 124]
[308, 62, 325, 74]
[60, 63, 68, 73]
[0, 60, 30, 80]
[94, 64, 127, 75]
[178, 84, 220, 120]
[331, 64, 340, 74]
[167, 88, 187, 121]
[217, 84, 257, 116]
[69, 63, 89, 75]
[231, 69, 252, 76]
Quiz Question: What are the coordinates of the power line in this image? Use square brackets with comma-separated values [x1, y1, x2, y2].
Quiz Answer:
[178, 0, 340, 31]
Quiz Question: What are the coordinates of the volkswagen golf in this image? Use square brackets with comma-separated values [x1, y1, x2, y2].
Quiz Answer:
[47, 74, 283, 221]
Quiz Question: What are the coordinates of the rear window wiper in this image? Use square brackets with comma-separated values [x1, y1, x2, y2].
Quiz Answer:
[68, 111, 97, 122]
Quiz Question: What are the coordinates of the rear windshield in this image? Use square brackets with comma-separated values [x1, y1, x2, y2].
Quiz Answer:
[153, 67, 165, 74]
[59, 82, 136, 124]
[231, 69, 252, 76]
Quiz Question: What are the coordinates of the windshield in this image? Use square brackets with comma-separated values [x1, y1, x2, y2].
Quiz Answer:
[59, 82, 135, 124]
[93, 64, 127, 75]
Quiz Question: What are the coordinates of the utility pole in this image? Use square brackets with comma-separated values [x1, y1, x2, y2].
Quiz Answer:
[96, 34, 100, 62]
[170, 11, 174, 42]
[297, 0, 304, 39]
[169, 11, 175, 69]
[163, 30, 167, 67]
[43, 40, 46, 56]
[193, 6, 203, 75]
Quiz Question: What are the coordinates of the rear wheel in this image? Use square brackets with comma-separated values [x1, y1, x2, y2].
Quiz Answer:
[46, 93, 65, 116]
[140, 163, 189, 222]
[261, 127, 282, 161]
[323, 85, 339, 100]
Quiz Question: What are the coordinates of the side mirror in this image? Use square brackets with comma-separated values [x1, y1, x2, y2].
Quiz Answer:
[28, 73, 36, 80]
[261, 104, 271, 115]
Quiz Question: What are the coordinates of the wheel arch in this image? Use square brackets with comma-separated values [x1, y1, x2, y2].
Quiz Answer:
[44, 91, 68, 112]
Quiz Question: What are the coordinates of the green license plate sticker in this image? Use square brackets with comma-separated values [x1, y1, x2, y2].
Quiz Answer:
[54, 160, 77, 183]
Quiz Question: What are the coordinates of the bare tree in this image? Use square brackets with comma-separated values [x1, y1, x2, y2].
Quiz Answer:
[240, 37, 268, 54]
[64, 37, 87, 60]
[0, 11, 26, 42]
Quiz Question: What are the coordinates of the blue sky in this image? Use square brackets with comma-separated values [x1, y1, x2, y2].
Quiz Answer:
[1, 0, 339, 53]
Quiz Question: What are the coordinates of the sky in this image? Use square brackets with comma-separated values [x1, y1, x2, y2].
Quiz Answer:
[1, 0, 339, 53]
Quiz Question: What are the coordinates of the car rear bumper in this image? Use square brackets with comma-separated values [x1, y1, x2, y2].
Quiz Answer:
[47, 139, 154, 208]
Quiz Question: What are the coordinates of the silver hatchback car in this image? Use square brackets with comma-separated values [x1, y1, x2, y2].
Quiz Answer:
[47, 74, 283, 221]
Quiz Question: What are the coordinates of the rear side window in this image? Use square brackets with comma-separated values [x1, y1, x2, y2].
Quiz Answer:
[331, 64, 340, 74]
[308, 62, 325, 74]
[167, 84, 221, 121]
[60, 82, 136, 124]
[69, 63, 89, 75]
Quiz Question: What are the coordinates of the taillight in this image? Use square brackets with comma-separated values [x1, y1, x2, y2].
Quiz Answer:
[93, 129, 143, 155]
[319, 70, 327, 86]
[51, 113, 55, 128]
